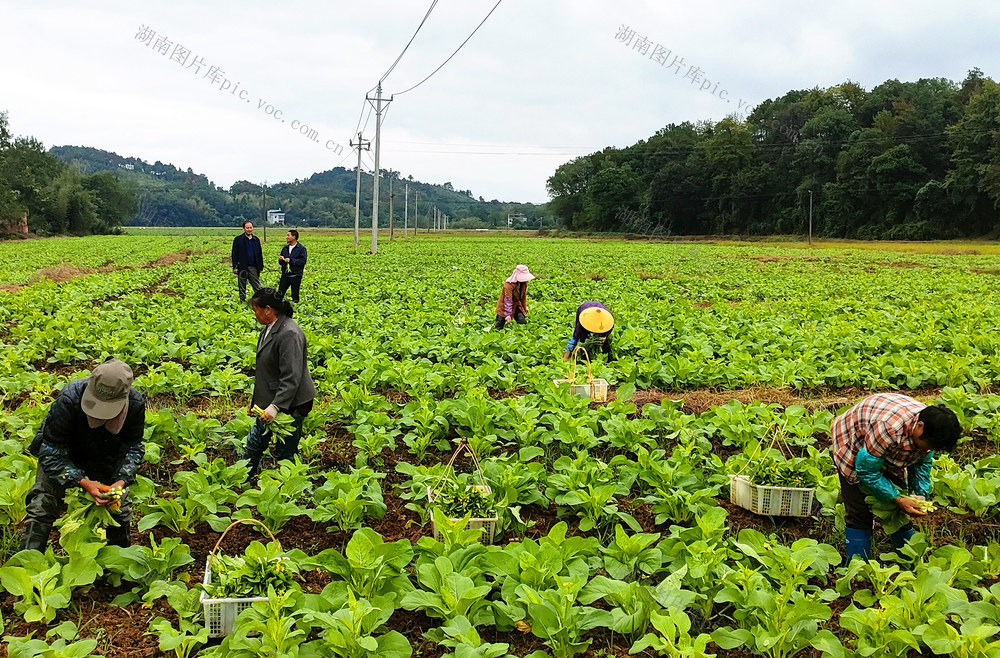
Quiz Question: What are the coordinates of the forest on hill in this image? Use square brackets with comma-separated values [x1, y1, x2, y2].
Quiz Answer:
[547, 69, 1000, 239]
[48, 146, 544, 230]
[0, 112, 137, 236]
[7, 68, 1000, 238]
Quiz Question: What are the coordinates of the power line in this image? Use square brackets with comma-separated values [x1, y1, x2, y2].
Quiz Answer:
[379, 0, 440, 84]
[352, 101, 371, 141]
[392, 140, 604, 148]
[359, 104, 375, 136]
[393, 0, 503, 96]
[390, 149, 589, 155]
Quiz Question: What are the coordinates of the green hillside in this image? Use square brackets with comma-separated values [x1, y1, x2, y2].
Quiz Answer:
[50, 145, 544, 229]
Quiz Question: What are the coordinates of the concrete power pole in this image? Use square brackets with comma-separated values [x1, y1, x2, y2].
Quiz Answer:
[389, 176, 394, 241]
[366, 83, 392, 254]
[404, 183, 408, 238]
[349, 133, 370, 249]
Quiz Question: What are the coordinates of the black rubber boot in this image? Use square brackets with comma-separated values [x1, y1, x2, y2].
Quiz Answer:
[19, 520, 52, 552]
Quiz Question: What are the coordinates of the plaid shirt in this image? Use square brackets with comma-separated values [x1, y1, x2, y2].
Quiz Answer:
[831, 393, 928, 485]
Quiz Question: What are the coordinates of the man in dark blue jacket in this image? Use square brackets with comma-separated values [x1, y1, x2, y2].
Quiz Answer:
[21, 359, 146, 551]
[231, 221, 265, 301]
[277, 229, 307, 304]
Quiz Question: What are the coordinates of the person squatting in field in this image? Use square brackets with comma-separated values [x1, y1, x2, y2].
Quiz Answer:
[277, 229, 307, 304]
[563, 301, 616, 361]
[232, 220, 265, 302]
[21, 358, 146, 551]
[240, 287, 317, 481]
[494, 264, 535, 330]
[831, 392, 961, 561]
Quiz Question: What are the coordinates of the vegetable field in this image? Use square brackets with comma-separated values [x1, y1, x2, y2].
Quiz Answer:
[3, 233, 1000, 657]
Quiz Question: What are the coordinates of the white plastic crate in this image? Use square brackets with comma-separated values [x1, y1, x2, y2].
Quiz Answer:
[428, 484, 498, 545]
[729, 474, 815, 517]
[199, 555, 268, 638]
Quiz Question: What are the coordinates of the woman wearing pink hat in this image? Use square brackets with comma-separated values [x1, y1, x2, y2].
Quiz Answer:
[495, 264, 535, 330]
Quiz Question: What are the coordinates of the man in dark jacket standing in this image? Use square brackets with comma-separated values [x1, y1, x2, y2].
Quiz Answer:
[21, 359, 146, 551]
[232, 221, 265, 302]
[277, 229, 307, 304]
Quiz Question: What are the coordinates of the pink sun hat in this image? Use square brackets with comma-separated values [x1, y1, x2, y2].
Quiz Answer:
[506, 264, 536, 283]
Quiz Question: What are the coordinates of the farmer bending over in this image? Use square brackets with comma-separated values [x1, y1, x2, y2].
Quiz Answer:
[832, 393, 960, 561]
[21, 358, 145, 551]
[562, 302, 615, 361]
[494, 264, 535, 329]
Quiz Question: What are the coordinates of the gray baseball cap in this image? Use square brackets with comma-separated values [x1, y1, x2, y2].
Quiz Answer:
[81, 359, 133, 419]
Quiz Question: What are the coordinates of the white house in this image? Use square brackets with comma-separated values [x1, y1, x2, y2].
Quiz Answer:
[266, 209, 285, 225]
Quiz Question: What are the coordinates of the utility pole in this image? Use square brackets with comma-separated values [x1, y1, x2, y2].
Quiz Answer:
[389, 176, 395, 240]
[261, 181, 267, 243]
[349, 132, 370, 249]
[366, 83, 392, 254]
[404, 183, 408, 238]
[808, 190, 813, 246]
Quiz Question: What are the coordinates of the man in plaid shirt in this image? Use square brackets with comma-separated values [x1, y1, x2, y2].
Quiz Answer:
[832, 393, 960, 561]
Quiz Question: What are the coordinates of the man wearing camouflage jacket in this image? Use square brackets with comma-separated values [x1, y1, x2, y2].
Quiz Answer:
[20, 359, 145, 551]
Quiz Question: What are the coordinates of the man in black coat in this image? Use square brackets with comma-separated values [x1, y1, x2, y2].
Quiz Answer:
[277, 229, 307, 304]
[231, 221, 265, 301]
[21, 359, 146, 551]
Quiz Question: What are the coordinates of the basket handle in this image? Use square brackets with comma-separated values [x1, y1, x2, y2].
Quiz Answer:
[567, 346, 594, 383]
[732, 426, 791, 480]
[209, 518, 280, 559]
[430, 438, 487, 499]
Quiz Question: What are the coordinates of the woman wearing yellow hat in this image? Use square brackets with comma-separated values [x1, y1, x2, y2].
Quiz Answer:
[562, 302, 615, 360]
[495, 264, 535, 330]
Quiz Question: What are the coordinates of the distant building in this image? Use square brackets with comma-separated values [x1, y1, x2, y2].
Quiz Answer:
[507, 213, 525, 228]
[267, 209, 285, 225]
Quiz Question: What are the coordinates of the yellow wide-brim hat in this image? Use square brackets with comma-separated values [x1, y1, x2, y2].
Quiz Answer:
[579, 307, 614, 333]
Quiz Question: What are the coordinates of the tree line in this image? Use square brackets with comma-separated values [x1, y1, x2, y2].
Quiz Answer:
[0, 113, 138, 236]
[547, 70, 1000, 239]
[50, 147, 543, 230]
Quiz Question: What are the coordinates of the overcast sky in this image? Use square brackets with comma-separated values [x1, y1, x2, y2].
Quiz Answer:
[2, 0, 997, 203]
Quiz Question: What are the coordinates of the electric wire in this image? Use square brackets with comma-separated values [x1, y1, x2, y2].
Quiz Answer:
[393, 0, 503, 96]
[379, 0, 440, 84]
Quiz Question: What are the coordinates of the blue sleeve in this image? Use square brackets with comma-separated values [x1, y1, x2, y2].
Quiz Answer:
[908, 451, 934, 498]
[255, 238, 264, 270]
[231, 237, 239, 266]
[565, 337, 578, 353]
[855, 447, 900, 502]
